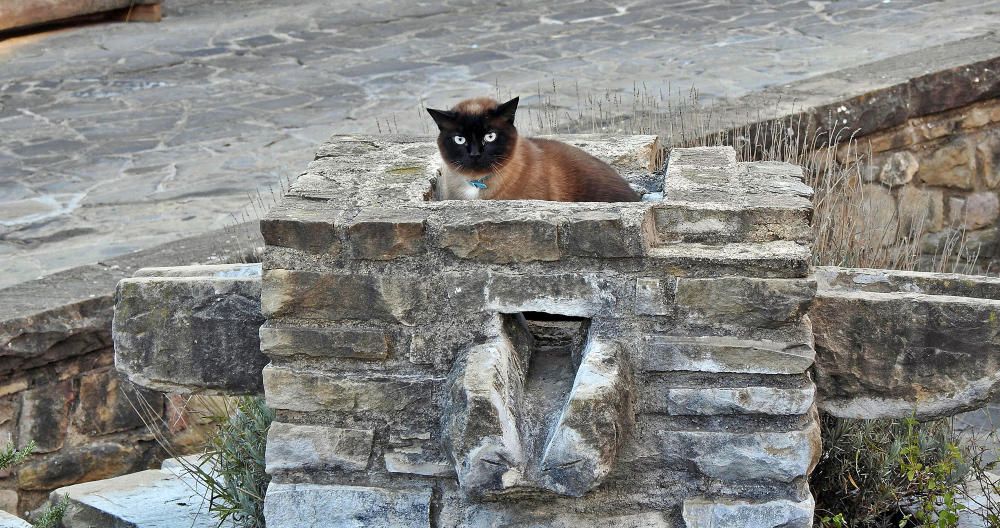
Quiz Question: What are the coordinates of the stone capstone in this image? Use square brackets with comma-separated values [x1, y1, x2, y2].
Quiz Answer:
[114, 263, 267, 395]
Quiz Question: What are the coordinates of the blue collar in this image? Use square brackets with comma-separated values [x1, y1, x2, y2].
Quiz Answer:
[469, 173, 494, 190]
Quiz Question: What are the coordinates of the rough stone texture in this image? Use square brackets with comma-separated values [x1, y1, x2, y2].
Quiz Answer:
[879, 151, 919, 187]
[265, 422, 373, 474]
[0, 0, 159, 32]
[683, 496, 814, 528]
[813, 266, 1000, 418]
[50, 465, 230, 528]
[263, 483, 431, 528]
[897, 186, 944, 236]
[0, 511, 30, 528]
[641, 336, 815, 375]
[250, 141, 825, 522]
[0, 225, 260, 514]
[114, 263, 267, 395]
[17, 442, 149, 491]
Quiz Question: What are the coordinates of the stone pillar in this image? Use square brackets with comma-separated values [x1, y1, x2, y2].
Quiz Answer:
[258, 135, 820, 527]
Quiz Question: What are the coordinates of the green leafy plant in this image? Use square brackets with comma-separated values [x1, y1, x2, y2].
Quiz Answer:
[0, 440, 35, 471]
[31, 499, 68, 528]
[813, 415, 970, 528]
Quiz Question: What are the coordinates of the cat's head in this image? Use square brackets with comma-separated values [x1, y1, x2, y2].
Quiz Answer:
[426, 96, 519, 175]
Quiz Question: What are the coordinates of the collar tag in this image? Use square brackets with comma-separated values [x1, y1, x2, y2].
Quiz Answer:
[469, 179, 488, 190]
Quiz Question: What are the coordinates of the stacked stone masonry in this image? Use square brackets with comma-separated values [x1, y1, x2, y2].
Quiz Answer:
[835, 97, 1000, 264]
[258, 136, 820, 527]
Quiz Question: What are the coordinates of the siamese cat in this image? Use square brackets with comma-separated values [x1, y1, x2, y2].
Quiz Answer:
[427, 96, 640, 202]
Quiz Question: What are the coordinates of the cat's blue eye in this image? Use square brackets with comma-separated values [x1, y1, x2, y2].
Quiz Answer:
[484, 132, 497, 143]
[453, 136, 466, 145]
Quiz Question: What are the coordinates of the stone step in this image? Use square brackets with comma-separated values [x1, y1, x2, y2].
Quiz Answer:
[0, 510, 30, 528]
[50, 459, 232, 528]
[645, 241, 811, 279]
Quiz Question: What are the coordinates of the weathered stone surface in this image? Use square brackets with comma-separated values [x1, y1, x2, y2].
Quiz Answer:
[259, 324, 390, 360]
[879, 150, 919, 187]
[265, 422, 373, 473]
[485, 273, 621, 318]
[17, 381, 73, 453]
[458, 506, 672, 528]
[262, 365, 438, 413]
[646, 240, 812, 279]
[540, 339, 633, 497]
[949, 192, 999, 230]
[558, 210, 641, 258]
[72, 369, 163, 436]
[0, 510, 30, 528]
[263, 483, 431, 528]
[262, 269, 428, 325]
[345, 208, 427, 260]
[114, 264, 267, 395]
[442, 335, 526, 499]
[683, 496, 814, 528]
[897, 185, 944, 236]
[675, 277, 815, 328]
[260, 197, 342, 256]
[653, 202, 811, 244]
[855, 183, 899, 248]
[659, 419, 821, 482]
[978, 130, 1000, 188]
[18, 443, 147, 490]
[641, 336, 815, 374]
[919, 137, 974, 189]
[51, 467, 228, 528]
[437, 214, 560, 263]
[635, 277, 675, 316]
[384, 446, 455, 478]
[812, 269, 1000, 418]
[0, 490, 17, 515]
[652, 384, 815, 416]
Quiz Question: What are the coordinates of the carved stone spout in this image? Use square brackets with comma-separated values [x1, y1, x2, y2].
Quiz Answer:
[443, 314, 634, 499]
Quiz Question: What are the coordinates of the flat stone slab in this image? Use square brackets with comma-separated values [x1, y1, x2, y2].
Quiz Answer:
[812, 266, 1000, 419]
[0, 511, 30, 528]
[263, 483, 432, 528]
[51, 465, 231, 528]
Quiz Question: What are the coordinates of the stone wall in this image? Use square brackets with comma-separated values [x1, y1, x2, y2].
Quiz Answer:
[0, 225, 260, 516]
[835, 98, 1000, 264]
[258, 135, 821, 527]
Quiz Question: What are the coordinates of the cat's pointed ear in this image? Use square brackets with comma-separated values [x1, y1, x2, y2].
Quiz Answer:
[426, 108, 457, 130]
[495, 96, 519, 124]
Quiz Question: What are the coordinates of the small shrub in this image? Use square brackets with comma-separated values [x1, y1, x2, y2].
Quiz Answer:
[813, 414, 969, 527]
[0, 440, 34, 471]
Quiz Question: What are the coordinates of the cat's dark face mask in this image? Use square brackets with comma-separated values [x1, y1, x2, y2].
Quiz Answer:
[427, 97, 518, 175]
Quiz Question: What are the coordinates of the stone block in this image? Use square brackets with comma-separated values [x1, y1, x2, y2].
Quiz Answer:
[897, 186, 944, 236]
[0, 398, 19, 449]
[660, 419, 820, 482]
[653, 202, 811, 245]
[675, 277, 815, 328]
[262, 365, 438, 413]
[0, 490, 17, 515]
[262, 270, 428, 325]
[641, 336, 815, 374]
[437, 214, 560, 263]
[384, 446, 455, 477]
[948, 192, 999, 230]
[811, 287, 1000, 419]
[485, 273, 621, 318]
[17, 381, 73, 453]
[558, 210, 641, 257]
[646, 241, 812, 279]
[51, 467, 222, 528]
[854, 183, 899, 248]
[265, 422, 373, 473]
[344, 208, 427, 260]
[539, 339, 633, 497]
[114, 265, 267, 395]
[918, 137, 974, 189]
[977, 130, 1000, 188]
[0, 511, 29, 528]
[72, 369, 163, 436]
[263, 483, 432, 528]
[644, 383, 815, 416]
[18, 443, 146, 491]
[682, 496, 814, 528]
[259, 324, 390, 360]
[635, 277, 676, 316]
[260, 196, 342, 255]
[878, 150, 919, 187]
